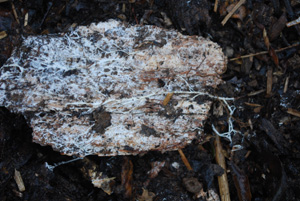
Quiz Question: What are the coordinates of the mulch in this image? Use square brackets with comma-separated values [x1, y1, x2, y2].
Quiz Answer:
[0, 0, 300, 200]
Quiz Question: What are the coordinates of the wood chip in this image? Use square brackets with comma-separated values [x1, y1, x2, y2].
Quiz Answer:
[92, 174, 115, 195]
[266, 68, 273, 97]
[147, 161, 165, 178]
[263, 28, 270, 50]
[247, 89, 265, 97]
[283, 76, 289, 93]
[287, 108, 300, 118]
[221, 0, 246, 26]
[253, 106, 263, 113]
[24, 12, 29, 27]
[214, 0, 219, 12]
[0, 20, 227, 157]
[269, 13, 287, 41]
[80, 158, 115, 194]
[0, 31, 7, 40]
[162, 92, 174, 106]
[138, 189, 155, 201]
[286, 16, 300, 27]
[244, 102, 262, 107]
[14, 169, 25, 192]
[121, 157, 133, 198]
[11, 2, 20, 24]
[229, 161, 252, 201]
[226, 4, 247, 21]
[260, 118, 288, 154]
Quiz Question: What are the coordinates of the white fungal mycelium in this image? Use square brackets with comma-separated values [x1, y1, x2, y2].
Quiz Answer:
[0, 20, 227, 157]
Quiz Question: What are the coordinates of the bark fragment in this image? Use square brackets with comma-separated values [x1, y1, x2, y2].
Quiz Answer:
[0, 20, 227, 156]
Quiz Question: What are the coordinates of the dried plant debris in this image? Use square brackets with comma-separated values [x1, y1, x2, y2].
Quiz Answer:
[0, 20, 227, 157]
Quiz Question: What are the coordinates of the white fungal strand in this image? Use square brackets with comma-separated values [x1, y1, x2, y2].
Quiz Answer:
[0, 20, 227, 157]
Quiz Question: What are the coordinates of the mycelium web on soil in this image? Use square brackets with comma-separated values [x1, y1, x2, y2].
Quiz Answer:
[0, 19, 227, 157]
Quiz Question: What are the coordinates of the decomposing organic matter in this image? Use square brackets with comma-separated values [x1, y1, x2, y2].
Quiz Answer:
[0, 20, 226, 156]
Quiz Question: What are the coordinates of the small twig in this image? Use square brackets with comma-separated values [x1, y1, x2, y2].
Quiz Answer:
[245, 150, 251, 158]
[178, 149, 193, 171]
[214, 135, 231, 201]
[214, 0, 219, 12]
[244, 102, 262, 107]
[247, 89, 265, 97]
[0, 31, 7, 40]
[266, 68, 273, 97]
[283, 76, 289, 93]
[229, 43, 300, 61]
[287, 108, 300, 118]
[162, 92, 174, 106]
[11, 2, 20, 25]
[24, 12, 28, 27]
[287, 16, 300, 27]
[221, 0, 246, 26]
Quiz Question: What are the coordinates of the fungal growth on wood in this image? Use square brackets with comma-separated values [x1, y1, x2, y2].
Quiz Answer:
[0, 20, 227, 157]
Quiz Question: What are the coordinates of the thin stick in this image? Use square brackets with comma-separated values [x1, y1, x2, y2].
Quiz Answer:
[266, 68, 273, 97]
[214, 0, 219, 12]
[229, 43, 300, 61]
[221, 0, 246, 26]
[178, 149, 193, 171]
[214, 135, 231, 201]
[14, 169, 25, 192]
[24, 12, 28, 27]
[247, 89, 265, 97]
[11, 2, 20, 24]
[0, 31, 7, 40]
[287, 108, 300, 118]
[283, 76, 289, 93]
[286, 16, 300, 27]
[162, 92, 174, 106]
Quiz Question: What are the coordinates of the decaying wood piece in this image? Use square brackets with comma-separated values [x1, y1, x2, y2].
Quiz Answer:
[0, 20, 227, 157]
[14, 169, 26, 192]
[215, 135, 231, 201]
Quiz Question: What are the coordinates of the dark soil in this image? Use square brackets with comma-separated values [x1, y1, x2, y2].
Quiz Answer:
[1, 0, 300, 200]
